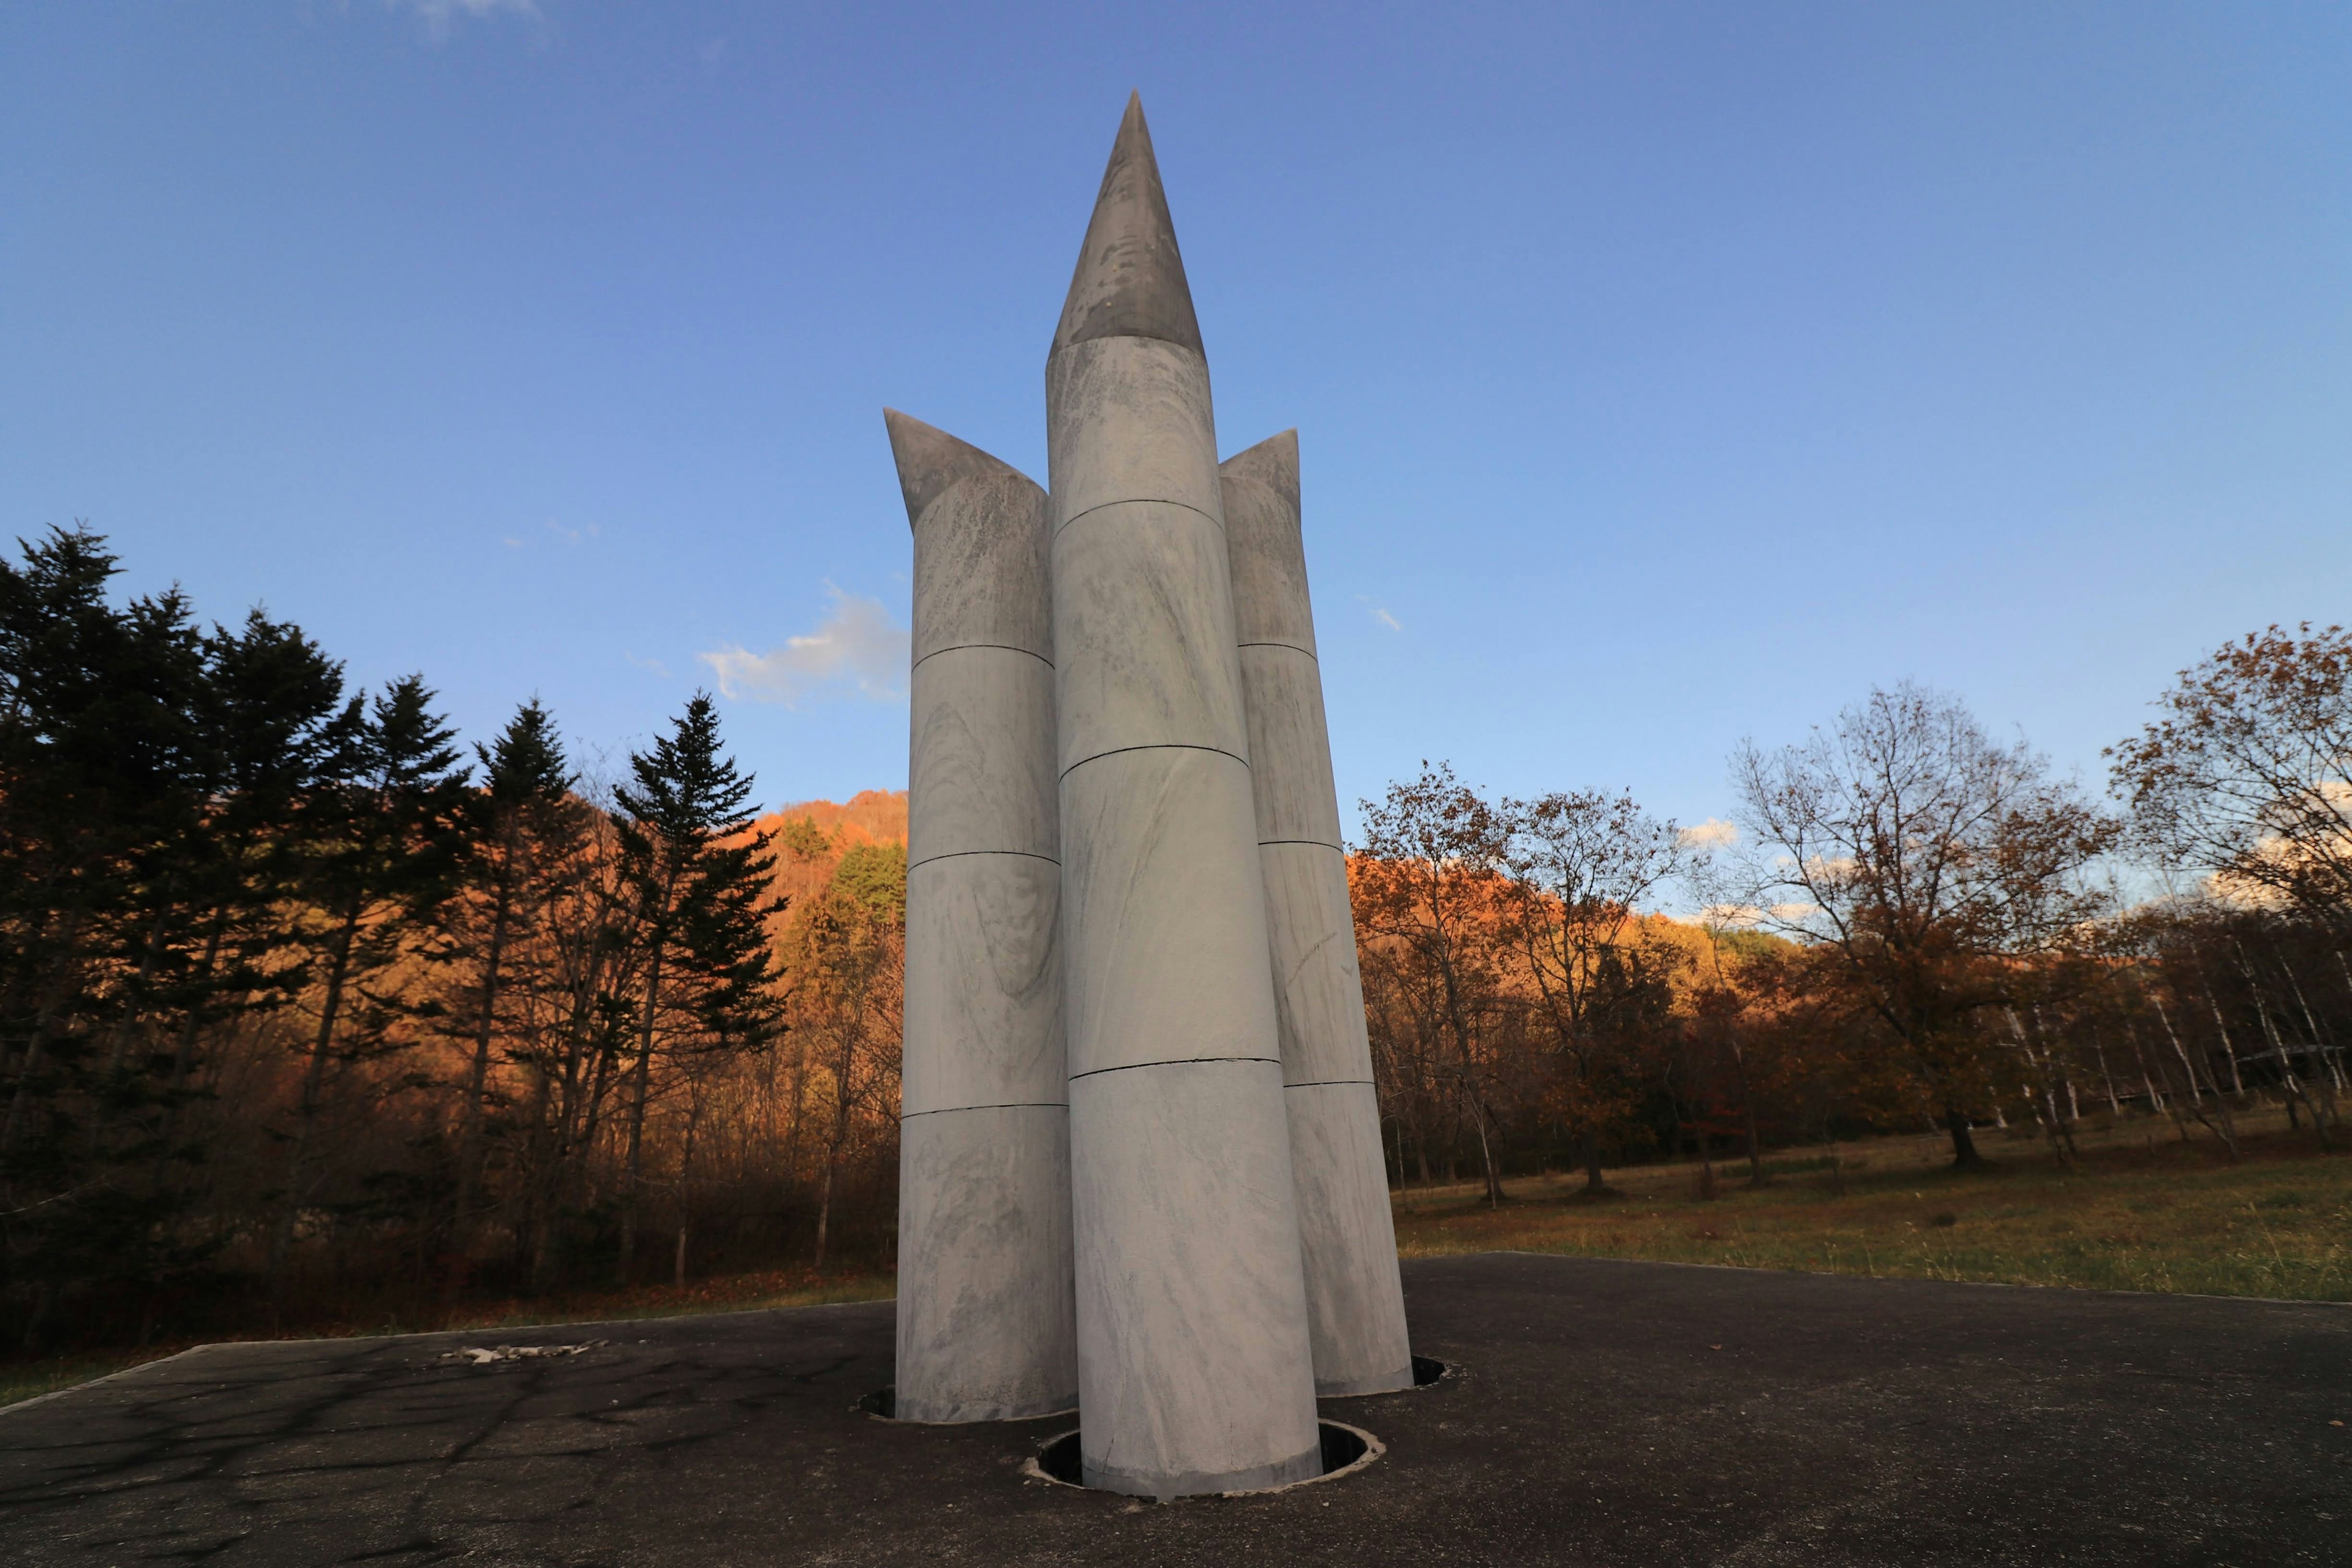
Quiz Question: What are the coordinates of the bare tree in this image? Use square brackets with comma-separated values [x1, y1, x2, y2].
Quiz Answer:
[1499, 789, 1682, 1192]
[2110, 624, 2352, 932]
[1730, 682, 2117, 1167]
[1355, 763, 1514, 1205]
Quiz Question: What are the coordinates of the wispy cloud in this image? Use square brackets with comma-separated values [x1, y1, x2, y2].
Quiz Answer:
[699, 586, 910, 708]
[1355, 594, 1402, 632]
[1678, 818, 1738, 851]
[384, 0, 542, 42]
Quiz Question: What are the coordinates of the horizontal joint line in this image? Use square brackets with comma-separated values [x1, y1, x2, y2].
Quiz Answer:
[911, 643, 1052, 675]
[1055, 497, 1220, 535]
[1284, 1079, 1375, 1090]
[1237, 642, 1317, 658]
[908, 848, 1061, 873]
[1061, 742, 1248, 780]
[902, 1102, 1066, 1120]
[1069, 1057, 1282, 1082]
[1258, 837, 1344, 852]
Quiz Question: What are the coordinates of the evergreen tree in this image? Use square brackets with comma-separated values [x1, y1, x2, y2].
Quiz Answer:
[610, 694, 783, 1281]
[268, 676, 470, 1308]
[437, 699, 579, 1264]
[0, 527, 213, 1346]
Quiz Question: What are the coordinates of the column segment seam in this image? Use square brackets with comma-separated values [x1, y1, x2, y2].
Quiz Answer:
[1257, 837, 1344, 852]
[1060, 741, 1248, 782]
[1054, 496, 1221, 537]
[1281, 1078, 1376, 1089]
[902, 1101, 1067, 1120]
[908, 847, 1061, 873]
[911, 643, 1053, 675]
[1237, 641, 1317, 659]
[1068, 1056, 1281, 1082]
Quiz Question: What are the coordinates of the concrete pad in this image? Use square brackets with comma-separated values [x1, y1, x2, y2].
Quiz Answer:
[6, 1254, 2342, 1565]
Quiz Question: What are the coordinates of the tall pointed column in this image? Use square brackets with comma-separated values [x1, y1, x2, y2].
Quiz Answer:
[1222, 431, 1413, 1396]
[1047, 96, 1322, 1498]
[889, 411, 1077, 1423]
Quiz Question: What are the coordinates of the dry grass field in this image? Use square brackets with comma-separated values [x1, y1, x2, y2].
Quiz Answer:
[1393, 1103, 2351, 1302]
[10, 1104, 2343, 1412]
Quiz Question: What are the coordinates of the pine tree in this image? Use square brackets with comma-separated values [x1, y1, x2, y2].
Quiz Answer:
[439, 699, 578, 1267]
[268, 675, 469, 1311]
[610, 694, 783, 1282]
[0, 527, 213, 1346]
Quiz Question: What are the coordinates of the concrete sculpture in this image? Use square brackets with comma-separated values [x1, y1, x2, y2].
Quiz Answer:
[889, 92, 1409, 1499]
[1222, 433, 1414, 1398]
[889, 413, 1077, 1423]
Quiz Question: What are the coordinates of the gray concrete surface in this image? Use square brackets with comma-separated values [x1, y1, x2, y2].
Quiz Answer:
[889, 409, 1076, 1423]
[1045, 95, 1322, 1494]
[1223, 429, 1414, 1398]
[5, 1253, 2343, 1566]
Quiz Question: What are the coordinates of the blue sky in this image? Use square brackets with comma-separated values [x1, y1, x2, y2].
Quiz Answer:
[6, 2, 2348, 841]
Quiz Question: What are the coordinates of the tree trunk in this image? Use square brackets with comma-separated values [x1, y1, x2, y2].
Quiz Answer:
[1943, 1106, 1987, 1170]
[453, 871, 515, 1260]
[1581, 1138, 1608, 1194]
[619, 936, 666, 1283]
[270, 903, 360, 1312]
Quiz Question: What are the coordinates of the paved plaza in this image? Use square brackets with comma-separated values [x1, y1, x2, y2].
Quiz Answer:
[3, 1253, 2345, 1566]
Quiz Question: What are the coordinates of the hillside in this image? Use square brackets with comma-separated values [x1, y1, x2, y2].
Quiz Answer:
[756, 789, 908, 910]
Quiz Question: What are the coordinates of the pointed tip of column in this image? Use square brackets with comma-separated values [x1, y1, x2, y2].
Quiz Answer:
[1052, 92, 1203, 358]
[1219, 429, 1298, 505]
[883, 409, 1028, 527]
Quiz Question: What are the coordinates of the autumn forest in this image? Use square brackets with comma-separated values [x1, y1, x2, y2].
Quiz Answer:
[4, 526, 2348, 1357]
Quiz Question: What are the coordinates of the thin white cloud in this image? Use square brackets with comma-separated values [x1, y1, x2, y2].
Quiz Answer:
[384, 0, 541, 41]
[1678, 818, 1738, 851]
[699, 586, 910, 709]
[1355, 594, 1402, 632]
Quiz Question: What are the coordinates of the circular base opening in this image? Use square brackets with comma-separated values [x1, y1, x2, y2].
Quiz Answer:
[1411, 1355, 1449, 1387]
[1031, 1419, 1378, 1496]
[858, 1385, 894, 1418]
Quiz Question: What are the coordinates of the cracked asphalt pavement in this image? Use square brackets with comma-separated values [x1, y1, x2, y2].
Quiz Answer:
[2, 1254, 2345, 1565]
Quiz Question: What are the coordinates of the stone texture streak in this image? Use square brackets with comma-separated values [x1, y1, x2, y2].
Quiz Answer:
[888, 410, 1076, 1424]
[1221, 430, 1414, 1397]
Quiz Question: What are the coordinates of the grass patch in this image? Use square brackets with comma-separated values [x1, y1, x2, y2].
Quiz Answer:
[1393, 1106, 2352, 1302]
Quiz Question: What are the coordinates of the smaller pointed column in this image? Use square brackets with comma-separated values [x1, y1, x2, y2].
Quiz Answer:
[1223, 431, 1412, 1396]
[889, 410, 1076, 1423]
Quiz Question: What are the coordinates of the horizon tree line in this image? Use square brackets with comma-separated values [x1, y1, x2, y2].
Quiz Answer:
[0, 527, 906, 1352]
[7, 524, 2346, 1354]
[1352, 630, 2352, 1196]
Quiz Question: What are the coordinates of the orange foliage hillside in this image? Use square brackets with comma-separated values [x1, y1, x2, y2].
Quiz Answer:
[755, 790, 909, 911]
